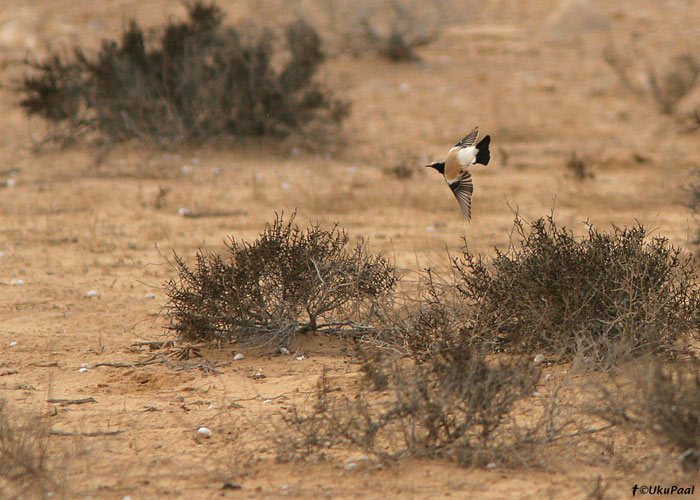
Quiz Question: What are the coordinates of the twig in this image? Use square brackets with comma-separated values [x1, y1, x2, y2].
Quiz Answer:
[47, 397, 97, 406]
[310, 258, 325, 284]
[28, 362, 59, 367]
[131, 340, 175, 350]
[50, 430, 123, 437]
[0, 370, 19, 376]
[93, 362, 135, 368]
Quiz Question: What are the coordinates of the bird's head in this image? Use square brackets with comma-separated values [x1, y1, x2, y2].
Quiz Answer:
[424, 161, 445, 174]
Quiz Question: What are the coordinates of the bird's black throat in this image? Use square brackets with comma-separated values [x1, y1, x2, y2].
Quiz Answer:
[425, 161, 445, 174]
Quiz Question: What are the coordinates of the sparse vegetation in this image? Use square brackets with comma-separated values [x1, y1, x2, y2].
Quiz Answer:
[165, 213, 396, 346]
[565, 151, 594, 180]
[603, 46, 699, 118]
[455, 215, 699, 367]
[19, 1, 348, 147]
[0, 401, 60, 499]
[278, 345, 541, 466]
[357, 2, 438, 62]
[594, 360, 700, 472]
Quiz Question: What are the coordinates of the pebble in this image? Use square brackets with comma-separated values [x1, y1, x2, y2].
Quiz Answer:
[177, 207, 190, 216]
[534, 354, 545, 364]
[544, 373, 553, 381]
[79, 367, 88, 373]
[86, 290, 98, 298]
[197, 427, 212, 438]
[279, 347, 290, 355]
[10, 279, 24, 285]
[9, 341, 17, 346]
[145, 293, 156, 299]
[296, 355, 305, 361]
[6, 179, 16, 187]
[233, 353, 244, 360]
[486, 462, 497, 469]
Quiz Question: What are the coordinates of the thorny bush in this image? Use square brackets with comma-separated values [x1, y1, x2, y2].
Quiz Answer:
[165, 213, 396, 346]
[456, 216, 700, 367]
[19, 1, 348, 147]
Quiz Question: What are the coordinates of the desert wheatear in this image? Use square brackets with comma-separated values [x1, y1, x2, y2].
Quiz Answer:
[425, 127, 491, 220]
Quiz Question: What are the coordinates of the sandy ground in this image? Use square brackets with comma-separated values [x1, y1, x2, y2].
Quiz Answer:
[1, 0, 700, 498]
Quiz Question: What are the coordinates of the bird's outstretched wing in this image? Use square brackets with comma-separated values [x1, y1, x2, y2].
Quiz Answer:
[448, 171, 474, 220]
[454, 127, 479, 148]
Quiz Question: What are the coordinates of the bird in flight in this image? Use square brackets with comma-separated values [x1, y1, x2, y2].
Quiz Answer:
[424, 127, 491, 220]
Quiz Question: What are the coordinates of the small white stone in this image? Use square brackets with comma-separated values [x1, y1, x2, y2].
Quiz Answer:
[562, 369, 568, 375]
[544, 373, 553, 381]
[86, 290, 98, 298]
[6, 179, 16, 187]
[10, 279, 24, 285]
[233, 353, 244, 360]
[207, 404, 216, 410]
[122, 496, 133, 500]
[344, 461, 359, 471]
[145, 293, 156, 299]
[80, 363, 89, 368]
[79, 367, 88, 373]
[533, 391, 541, 397]
[534, 354, 545, 364]
[177, 207, 190, 216]
[197, 427, 212, 438]
[263, 399, 271, 404]
[486, 462, 497, 469]
[296, 355, 305, 361]
[281, 182, 291, 190]
[9, 341, 17, 346]
[279, 347, 290, 355]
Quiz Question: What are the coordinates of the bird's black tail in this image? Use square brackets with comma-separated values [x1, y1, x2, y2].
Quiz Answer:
[475, 135, 491, 165]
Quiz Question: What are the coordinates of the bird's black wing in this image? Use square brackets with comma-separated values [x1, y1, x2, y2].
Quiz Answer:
[454, 127, 479, 148]
[448, 171, 474, 220]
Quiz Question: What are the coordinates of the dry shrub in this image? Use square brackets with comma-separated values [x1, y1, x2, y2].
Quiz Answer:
[278, 345, 540, 465]
[19, 1, 348, 147]
[165, 213, 396, 346]
[249, 0, 445, 61]
[685, 166, 700, 251]
[456, 215, 699, 367]
[565, 151, 594, 180]
[594, 360, 700, 472]
[357, 1, 438, 62]
[0, 401, 59, 499]
[603, 46, 699, 117]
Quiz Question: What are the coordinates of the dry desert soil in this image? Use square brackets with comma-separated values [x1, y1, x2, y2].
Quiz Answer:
[1, 0, 700, 498]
